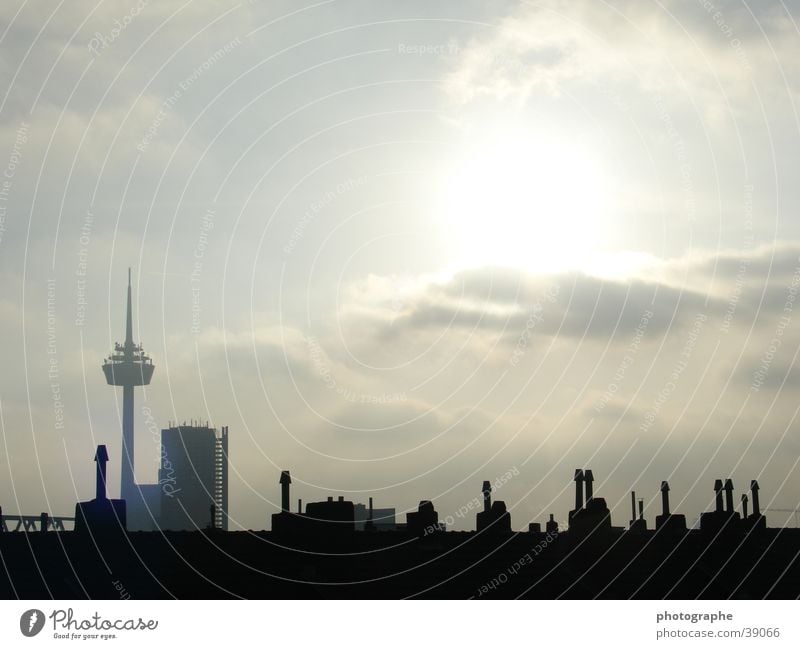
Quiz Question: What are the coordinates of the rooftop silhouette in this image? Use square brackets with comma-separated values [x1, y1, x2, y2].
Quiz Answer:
[2, 273, 799, 600]
[3, 444, 799, 598]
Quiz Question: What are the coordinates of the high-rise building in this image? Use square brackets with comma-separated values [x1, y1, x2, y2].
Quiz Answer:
[158, 424, 229, 531]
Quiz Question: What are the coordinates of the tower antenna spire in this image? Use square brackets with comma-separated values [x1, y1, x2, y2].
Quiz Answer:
[125, 267, 133, 350]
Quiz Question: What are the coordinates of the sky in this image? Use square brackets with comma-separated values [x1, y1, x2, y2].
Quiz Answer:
[1, 0, 800, 532]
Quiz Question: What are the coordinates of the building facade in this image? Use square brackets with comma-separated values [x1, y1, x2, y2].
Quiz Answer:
[158, 424, 229, 531]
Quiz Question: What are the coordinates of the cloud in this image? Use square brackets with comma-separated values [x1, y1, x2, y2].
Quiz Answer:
[340, 262, 716, 344]
[443, 0, 788, 108]
[2, 0, 800, 531]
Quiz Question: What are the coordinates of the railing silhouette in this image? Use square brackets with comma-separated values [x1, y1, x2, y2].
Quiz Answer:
[1, 511, 75, 533]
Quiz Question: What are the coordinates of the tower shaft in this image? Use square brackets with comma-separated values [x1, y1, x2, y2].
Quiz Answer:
[121, 384, 135, 501]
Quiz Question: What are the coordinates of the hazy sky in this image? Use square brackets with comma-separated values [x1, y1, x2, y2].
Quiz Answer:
[1, 0, 800, 531]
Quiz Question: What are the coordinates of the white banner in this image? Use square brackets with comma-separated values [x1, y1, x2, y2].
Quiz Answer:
[1, 600, 797, 648]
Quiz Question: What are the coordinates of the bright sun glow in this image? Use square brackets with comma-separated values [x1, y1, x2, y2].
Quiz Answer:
[440, 126, 615, 274]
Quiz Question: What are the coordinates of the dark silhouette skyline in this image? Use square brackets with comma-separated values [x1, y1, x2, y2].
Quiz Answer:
[3, 272, 800, 600]
[3, 434, 800, 599]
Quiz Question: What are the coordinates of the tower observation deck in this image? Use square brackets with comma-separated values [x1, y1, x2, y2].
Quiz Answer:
[102, 269, 154, 503]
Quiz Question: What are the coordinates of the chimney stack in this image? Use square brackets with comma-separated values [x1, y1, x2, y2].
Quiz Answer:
[750, 480, 760, 517]
[724, 479, 734, 513]
[661, 481, 670, 516]
[94, 445, 109, 501]
[631, 491, 636, 522]
[546, 513, 558, 534]
[741, 494, 749, 519]
[482, 481, 492, 513]
[638, 499, 644, 520]
[714, 479, 724, 513]
[279, 470, 291, 513]
[574, 470, 585, 511]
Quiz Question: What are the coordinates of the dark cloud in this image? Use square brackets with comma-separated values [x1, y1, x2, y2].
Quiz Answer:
[372, 266, 720, 343]
[353, 245, 800, 356]
[679, 243, 800, 285]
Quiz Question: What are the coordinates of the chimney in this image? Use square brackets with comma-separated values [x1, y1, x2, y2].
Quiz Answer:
[327, 496, 333, 502]
[574, 470, 585, 510]
[714, 479, 724, 513]
[369, 497, 374, 521]
[584, 470, 594, 503]
[750, 480, 760, 517]
[546, 513, 559, 534]
[482, 480, 492, 513]
[724, 479, 734, 513]
[630, 491, 636, 522]
[279, 471, 291, 513]
[298, 499, 302, 514]
[638, 499, 644, 520]
[338, 496, 344, 502]
[94, 445, 109, 501]
[741, 494, 749, 519]
[661, 481, 670, 516]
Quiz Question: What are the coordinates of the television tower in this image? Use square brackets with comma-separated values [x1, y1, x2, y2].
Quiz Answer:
[102, 269, 154, 502]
